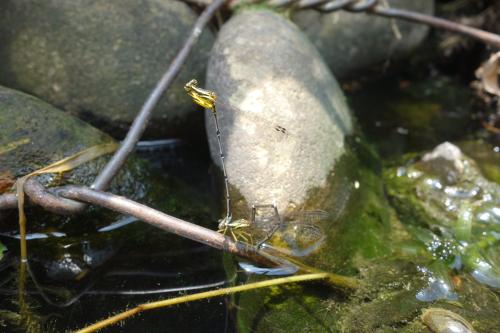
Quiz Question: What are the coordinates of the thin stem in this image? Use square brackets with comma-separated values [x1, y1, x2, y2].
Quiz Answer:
[91, 0, 227, 191]
[57, 185, 269, 265]
[75, 272, 330, 333]
[211, 105, 232, 222]
[370, 5, 500, 49]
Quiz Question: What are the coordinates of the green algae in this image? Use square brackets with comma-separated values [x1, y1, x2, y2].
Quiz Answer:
[231, 136, 500, 332]
[0, 241, 5, 261]
[234, 137, 394, 333]
[384, 142, 500, 291]
[458, 139, 500, 184]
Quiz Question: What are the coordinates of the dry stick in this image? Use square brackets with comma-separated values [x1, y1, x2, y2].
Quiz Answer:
[370, 5, 500, 49]
[91, 0, 227, 192]
[75, 272, 330, 333]
[272, 0, 500, 48]
[57, 185, 359, 290]
[58, 185, 268, 264]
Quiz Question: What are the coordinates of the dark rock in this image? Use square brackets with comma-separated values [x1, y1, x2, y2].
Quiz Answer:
[293, 0, 434, 78]
[0, 0, 214, 138]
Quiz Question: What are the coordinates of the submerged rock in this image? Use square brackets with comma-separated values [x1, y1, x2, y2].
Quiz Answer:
[293, 0, 434, 78]
[0, 0, 214, 139]
[206, 9, 353, 215]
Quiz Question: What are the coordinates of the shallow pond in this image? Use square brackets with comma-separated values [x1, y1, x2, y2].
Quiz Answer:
[0, 70, 499, 332]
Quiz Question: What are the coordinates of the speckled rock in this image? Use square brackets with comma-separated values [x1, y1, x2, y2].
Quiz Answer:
[293, 0, 434, 78]
[206, 10, 353, 214]
[0, 0, 215, 138]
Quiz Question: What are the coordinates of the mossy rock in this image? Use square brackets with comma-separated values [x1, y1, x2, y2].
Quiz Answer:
[235, 138, 394, 333]
[384, 142, 499, 289]
[0, 85, 147, 201]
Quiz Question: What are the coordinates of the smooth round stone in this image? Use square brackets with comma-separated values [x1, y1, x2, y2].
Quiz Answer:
[293, 0, 434, 78]
[0, 0, 214, 138]
[206, 10, 353, 214]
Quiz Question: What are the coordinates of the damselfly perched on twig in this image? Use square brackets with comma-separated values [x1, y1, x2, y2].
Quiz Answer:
[184, 80, 325, 255]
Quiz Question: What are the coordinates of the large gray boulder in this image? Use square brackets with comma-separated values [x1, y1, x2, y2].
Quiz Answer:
[0, 0, 214, 138]
[293, 0, 434, 78]
[206, 10, 353, 215]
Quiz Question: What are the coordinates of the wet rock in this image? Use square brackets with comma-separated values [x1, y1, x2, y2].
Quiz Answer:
[459, 140, 500, 184]
[384, 142, 500, 288]
[235, 137, 397, 332]
[293, 0, 434, 78]
[337, 260, 499, 332]
[0, 85, 148, 203]
[36, 236, 117, 281]
[206, 9, 353, 215]
[0, 0, 214, 139]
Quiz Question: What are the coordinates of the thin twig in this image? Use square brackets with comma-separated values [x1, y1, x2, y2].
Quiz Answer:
[0, 0, 226, 214]
[91, 0, 227, 191]
[56, 185, 269, 264]
[270, 0, 500, 48]
[370, 5, 500, 49]
[75, 272, 330, 333]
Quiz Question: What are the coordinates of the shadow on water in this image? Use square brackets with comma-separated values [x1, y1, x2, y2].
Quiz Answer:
[1, 65, 499, 333]
[0, 140, 236, 332]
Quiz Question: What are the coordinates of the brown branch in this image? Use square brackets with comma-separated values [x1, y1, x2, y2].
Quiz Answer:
[56, 185, 275, 265]
[270, 0, 500, 49]
[91, 0, 227, 191]
[370, 5, 500, 49]
[0, 0, 227, 214]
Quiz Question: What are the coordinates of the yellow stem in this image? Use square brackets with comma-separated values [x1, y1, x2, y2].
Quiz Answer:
[75, 272, 330, 333]
[16, 142, 118, 261]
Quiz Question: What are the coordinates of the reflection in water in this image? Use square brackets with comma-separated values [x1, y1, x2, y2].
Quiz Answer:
[0, 142, 230, 332]
[97, 215, 138, 232]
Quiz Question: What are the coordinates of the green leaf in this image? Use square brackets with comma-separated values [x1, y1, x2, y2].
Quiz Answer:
[0, 241, 5, 261]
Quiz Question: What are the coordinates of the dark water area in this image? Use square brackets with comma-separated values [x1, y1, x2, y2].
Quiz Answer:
[0, 141, 236, 332]
[0, 69, 500, 332]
